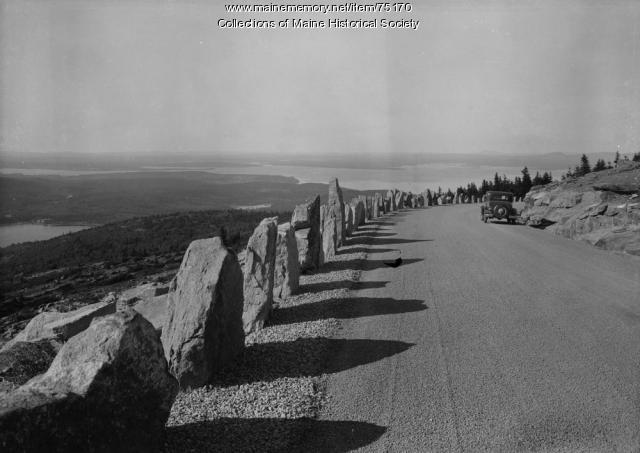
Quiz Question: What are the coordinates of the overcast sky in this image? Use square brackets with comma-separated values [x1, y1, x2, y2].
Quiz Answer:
[1, 0, 639, 158]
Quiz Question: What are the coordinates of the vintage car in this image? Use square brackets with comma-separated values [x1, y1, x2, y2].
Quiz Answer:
[480, 191, 519, 224]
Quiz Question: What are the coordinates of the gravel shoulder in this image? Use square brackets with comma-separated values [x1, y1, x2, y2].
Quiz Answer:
[165, 219, 385, 452]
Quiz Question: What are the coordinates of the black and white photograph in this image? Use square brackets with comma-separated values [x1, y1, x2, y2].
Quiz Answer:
[0, 0, 639, 451]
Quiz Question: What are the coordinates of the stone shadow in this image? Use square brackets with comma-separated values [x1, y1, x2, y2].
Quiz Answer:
[165, 418, 386, 453]
[368, 238, 434, 246]
[362, 220, 396, 226]
[298, 280, 389, 294]
[317, 257, 424, 273]
[271, 297, 427, 325]
[346, 234, 433, 246]
[210, 338, 414, 386]
[337, 246, 397, 255]
[349, 231, 397, 238]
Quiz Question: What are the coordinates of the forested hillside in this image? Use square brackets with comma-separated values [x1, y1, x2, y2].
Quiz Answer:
[0, 209, 289, 340]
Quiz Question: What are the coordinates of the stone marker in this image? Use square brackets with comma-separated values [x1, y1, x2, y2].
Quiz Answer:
[242, 217, 278, 334]
[274, 222, 300, 302]
[328, 178, 346, 246]
[387, 190, 396, 211]
[350, 203, 358, 232]
[373, 194, 380, 217]
[295, 226, 321, 270]
[0, 310, 178, 453]
[291, 195, 320, 230]
[344, 203, 353, 236]
[291, 195, 321, 271]
[322, 215, 337, 260]
[358, 199, 366, 224]
[162, 236, 245, 389]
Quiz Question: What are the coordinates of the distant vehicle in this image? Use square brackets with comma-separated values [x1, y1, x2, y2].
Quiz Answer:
[481, 191, 519, 224]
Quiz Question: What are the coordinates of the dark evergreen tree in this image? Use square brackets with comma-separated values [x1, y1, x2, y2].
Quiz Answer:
[579, 154, 591, 176]
[593, 159, 607, 172]
[521, 167, 532, 194]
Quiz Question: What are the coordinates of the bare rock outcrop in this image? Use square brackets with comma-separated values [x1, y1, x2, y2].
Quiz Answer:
[3, 299, 116, 351]
[521, 162, 640, 255]
[274, 223, 300, 302]
[243, 217, 278, 334]
[0, 310, 178, 453]
[117, 282, 169, 311]
[162, 237, 245, 389]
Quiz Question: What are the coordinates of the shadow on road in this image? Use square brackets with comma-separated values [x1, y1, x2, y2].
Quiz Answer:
[349, 231, 397, 238]
[210, 338, 414, 386]
[337, 246, 397, 255]
[316, 257, 424, 273]
[166, 418, 386, 453]
[298, 279, 390, 294]
[271, 297, 426, 325]
[316, 258, 424, 274]
[368, 237, 433, 246]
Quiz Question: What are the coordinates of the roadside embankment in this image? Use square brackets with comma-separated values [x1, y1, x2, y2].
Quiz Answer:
[521, 161, 640, 255]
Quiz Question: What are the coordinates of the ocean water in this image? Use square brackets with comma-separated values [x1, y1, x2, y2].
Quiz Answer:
[0, 163, 544, 193]
[196, 163, 542, 192]
[0, 224, 90, 248]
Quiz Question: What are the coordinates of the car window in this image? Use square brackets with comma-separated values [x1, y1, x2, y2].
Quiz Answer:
[489, 194, 513, 202]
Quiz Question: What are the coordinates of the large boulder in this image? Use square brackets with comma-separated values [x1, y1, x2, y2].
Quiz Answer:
[132, 294, 169, 333]
[243, 217, 278, 334]
[162, 237, 245, 389]
[274, 223, 300, 302]
[3, 299, 116, 351]
[328, 178, 346, 246]
[0, 310, 178, 453]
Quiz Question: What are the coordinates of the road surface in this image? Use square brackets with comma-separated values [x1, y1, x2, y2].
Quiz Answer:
[314, 205, 640, 452]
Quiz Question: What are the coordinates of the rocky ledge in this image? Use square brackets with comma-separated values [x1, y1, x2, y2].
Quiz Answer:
[521, 161, 640, 256]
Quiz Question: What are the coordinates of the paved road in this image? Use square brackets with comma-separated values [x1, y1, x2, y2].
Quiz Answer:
[316, 205, 640, 452]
